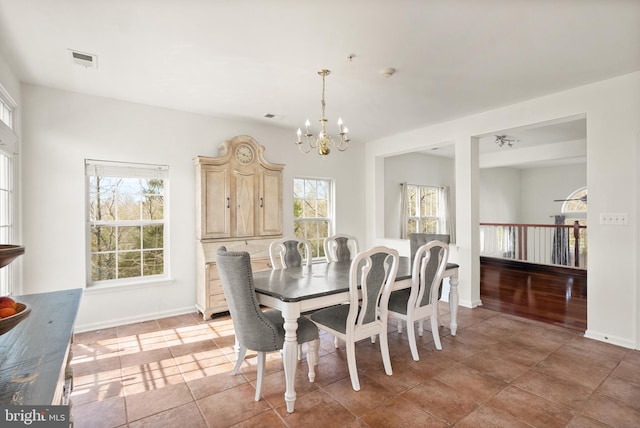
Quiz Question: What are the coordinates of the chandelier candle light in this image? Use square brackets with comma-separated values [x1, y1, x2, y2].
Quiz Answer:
[296, 69, 350, 156]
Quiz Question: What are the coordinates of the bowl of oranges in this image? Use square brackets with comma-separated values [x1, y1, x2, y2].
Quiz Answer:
[0, 296, 30, 335]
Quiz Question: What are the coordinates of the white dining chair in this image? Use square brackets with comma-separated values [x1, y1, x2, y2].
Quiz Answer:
[310, 246, 399, 391]
[388, 240, 449, 361]
[323, 234, 359, 262]
[269, 237, 313, 269]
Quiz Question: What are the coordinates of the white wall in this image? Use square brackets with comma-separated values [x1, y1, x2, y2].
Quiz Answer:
[383, 153, 455, 238]
[366, 71, 640, 349]
[479, 168, 521, 223]
[477, 163, 586, 224]
[520, 163, 587, 224]
[20, 84, 365, 331]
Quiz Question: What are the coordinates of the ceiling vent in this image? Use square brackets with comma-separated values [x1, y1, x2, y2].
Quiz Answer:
[263, 113, 285, 120]
[68, 49, 98, 69]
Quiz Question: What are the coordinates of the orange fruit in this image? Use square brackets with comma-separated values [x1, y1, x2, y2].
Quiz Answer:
[0, 307, 17, 318]
[0, 296, 16, 310]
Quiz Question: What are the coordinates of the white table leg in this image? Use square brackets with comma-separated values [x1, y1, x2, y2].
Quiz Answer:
[282, 314, 299, 413]
[448, 271, 459, 336]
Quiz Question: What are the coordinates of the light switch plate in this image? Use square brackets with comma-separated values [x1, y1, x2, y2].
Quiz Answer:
[600, 213, 628, 225]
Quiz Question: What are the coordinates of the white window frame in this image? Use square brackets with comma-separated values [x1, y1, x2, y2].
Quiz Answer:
[85, 159, 170, 287]
[293, 176, 334, 260]
[406, 184, 446, 234]
[0, 84, 18, 296]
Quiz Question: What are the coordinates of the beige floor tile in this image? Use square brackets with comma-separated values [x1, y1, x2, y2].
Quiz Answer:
[402, 378, 479, 425]
[196, 383, 272, 427]
[486, 386, 575, 428]
[274, 389, 357, 428]
[128, 402, 207, 428]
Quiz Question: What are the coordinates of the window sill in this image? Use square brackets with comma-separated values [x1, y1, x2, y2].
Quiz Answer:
[84, 277, 174, 295]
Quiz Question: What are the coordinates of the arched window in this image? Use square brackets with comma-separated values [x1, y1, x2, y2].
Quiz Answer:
[561, 187, 587, 217]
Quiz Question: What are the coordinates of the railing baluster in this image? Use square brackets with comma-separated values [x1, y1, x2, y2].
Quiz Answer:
[480, 222, 587, 269]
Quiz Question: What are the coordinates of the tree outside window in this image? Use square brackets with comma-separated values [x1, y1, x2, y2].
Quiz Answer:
[293, 177, 332, 259]
[86, 160, 168, 285]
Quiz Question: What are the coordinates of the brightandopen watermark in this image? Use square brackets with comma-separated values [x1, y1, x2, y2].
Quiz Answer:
[1, 406, 69, 427]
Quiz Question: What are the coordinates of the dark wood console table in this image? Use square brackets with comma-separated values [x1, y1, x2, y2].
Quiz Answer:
[0, 288, 82, 405]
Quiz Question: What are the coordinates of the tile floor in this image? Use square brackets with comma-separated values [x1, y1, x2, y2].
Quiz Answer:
[70, 304, 640, 427]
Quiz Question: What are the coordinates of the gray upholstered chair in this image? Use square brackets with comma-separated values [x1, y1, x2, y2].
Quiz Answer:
[216, 246, 319, 401]
[269, 237, 313, 269]
[409, 233, 450, 262]
[388, 240, 449, 361]
[310, 246, 399, 391]
[324, 234, 359, 262]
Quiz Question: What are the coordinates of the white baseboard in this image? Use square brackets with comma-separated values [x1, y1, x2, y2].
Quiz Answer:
[74, 306, 198, 333]
[584, 329, 636, 350]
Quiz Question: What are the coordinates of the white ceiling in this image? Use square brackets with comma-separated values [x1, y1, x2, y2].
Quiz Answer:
[0, 0, 638, 149]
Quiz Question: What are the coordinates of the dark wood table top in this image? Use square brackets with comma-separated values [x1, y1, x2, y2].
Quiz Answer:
[0, 288, 82, 405]
[252, 256, 458, 303]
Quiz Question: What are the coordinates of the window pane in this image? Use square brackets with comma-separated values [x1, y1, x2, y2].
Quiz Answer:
[423, 218, 438, 233]
[407, 186, 417, 216]
[117, 178, 143, 221]
[143, 250, 164, 275]
[0, 191, 8, 226]
[304, 180, 315, 199]
[91, 226, 117, 252]
[303, 199, 317, 218]
[89, 177, 118, 221]
[317, 199, 327, 217]
[118, 251, 142, 278]
[92, 253, 116, 281]
[293, 178, 304, 199]
[142, 179, 164, 220]
[293, 197, 303, 218]
[316, 180, 327, 199]
[143, 225, 163, 249]
[142, 195, 164, 220]
[119, 226, 141, 250]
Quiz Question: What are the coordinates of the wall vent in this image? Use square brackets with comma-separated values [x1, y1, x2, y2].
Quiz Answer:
[68, 49, 98, 68]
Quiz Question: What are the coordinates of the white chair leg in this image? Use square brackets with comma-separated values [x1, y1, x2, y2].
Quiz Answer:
[298, 344, 302, 361]
[307, 339, 319, 382]
[255, 351, 266, 401]
[345, 340, 360, 391]
[406, 317, 420, 361]
[232, 346, 247, 375]
[371, 335, 376, 344]
[379, 324, 393, 376]
[397, 319, 403, 333]
[431, 314, 442, 350]
[334, 335, 339, 349]
[233, 337, 241, 359]
[418, 319, 424, 336]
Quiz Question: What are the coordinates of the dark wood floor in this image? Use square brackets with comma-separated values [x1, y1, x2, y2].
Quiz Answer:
[480, 257, 587, 331]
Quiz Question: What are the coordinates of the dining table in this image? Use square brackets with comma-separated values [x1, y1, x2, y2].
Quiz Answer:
[252, 255, 459, 413]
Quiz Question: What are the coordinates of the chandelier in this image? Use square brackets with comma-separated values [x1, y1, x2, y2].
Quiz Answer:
[495, 135, 518, 147]
[296, 69, 350, 156]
